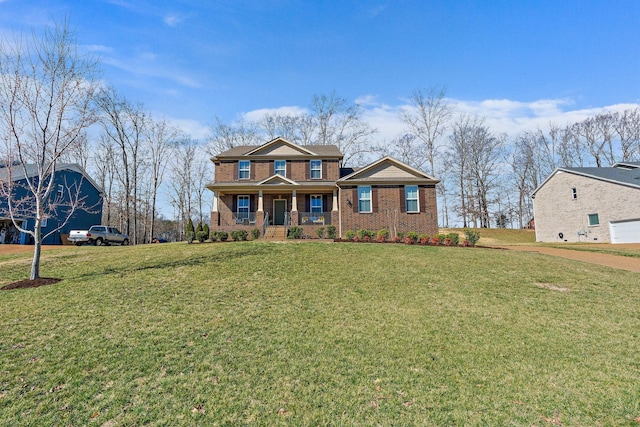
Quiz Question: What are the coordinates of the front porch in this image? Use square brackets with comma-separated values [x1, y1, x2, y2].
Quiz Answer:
[211, 189, 339, 239]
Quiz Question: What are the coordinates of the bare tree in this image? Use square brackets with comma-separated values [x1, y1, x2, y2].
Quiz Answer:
[0, 22, 99, 279]
[399, 86, 452, 176]
[96, 88, 147, 243]
[614, 108, 640, 161]
[168, 138, 199, 238]
[310, 93, 377, 166]
[145, 117, 179, 242]
[206, 116, 261, 156]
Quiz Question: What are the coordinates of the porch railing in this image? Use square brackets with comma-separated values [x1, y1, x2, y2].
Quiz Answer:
[232, 211, 257, 225]
[298, 212, 331, 225]
[262, 212, 269, 239]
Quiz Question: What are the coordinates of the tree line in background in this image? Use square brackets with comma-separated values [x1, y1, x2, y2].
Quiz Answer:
[3, 22, 640, 263]
[207, 89, 640, 230]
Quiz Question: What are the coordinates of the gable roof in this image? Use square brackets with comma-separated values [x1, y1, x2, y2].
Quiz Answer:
[244, 137, 317, 156]
[337, 156, 439, 185]
[532, 163, 640, 197]
[0, 163, 102, 192]
[257, 174, 300, 186]
[213, 137, 343, 160]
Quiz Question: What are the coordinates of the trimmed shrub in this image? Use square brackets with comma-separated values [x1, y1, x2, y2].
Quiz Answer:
[392, 236, 402, 243]
[406, 231, 419, 244]
[196, 231, 208, 243]
[362, 235, 372, 242]
[287, 226, 303, 239]
[203, 223, 210, 238]
[345, 230, 356, 241]
[326, 225, 337, 239]
[250, 228, 260, 240]
[446, 232, 460, 246]
[430, 236, 441, 245]
[420, 236, 430, 245]
[461, 240, 470, 247]
[217, 231, 229, 242]
[443, 237, 453, 246]
[404, 236, 415, 245]
[209, 231, 219, 242]
[397, 232, 404, 240]
[316, 227, 325, 239]
[185, 218, 195, 243]
[357, 229, 375, 240]
[377, 229, 389, 241]
[464, 229, 480, 246]
[231, 230, 248, 241]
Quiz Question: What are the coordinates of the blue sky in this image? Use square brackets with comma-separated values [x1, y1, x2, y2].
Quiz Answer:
[1, 0, 640, 142]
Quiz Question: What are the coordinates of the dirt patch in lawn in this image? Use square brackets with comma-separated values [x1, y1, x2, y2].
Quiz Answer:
[495, 245, 640, 273]
[1, 277, 62, 290]
[0, 245, 64, 255]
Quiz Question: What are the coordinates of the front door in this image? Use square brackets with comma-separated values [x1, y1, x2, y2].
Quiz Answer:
[273, 199, 287, 225]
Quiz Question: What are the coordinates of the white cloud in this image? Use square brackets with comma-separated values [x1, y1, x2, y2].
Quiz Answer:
[242, 106, 309, 122]
[164, 13, 185, 27]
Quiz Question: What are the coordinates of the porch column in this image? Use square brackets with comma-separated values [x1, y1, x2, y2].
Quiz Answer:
[291, 190, 298, 212]
[258, 190, 263, 212]
[212, 191, 218, 212]
[332, 189, 338, 211]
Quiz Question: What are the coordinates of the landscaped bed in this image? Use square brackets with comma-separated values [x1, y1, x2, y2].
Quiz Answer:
[0, 241, 638, 425]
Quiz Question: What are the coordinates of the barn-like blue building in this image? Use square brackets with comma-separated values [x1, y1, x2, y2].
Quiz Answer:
[0, 163, 103, 245]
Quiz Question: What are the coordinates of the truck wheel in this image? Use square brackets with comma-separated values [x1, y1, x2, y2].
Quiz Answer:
[94, 238, 103, 246]
[122, 239, 129, 246]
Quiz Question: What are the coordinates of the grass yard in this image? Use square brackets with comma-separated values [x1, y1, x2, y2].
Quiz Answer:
[1, 242, 639, 425]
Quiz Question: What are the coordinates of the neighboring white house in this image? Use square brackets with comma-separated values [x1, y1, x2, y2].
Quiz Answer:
[532, 162, 640, 243]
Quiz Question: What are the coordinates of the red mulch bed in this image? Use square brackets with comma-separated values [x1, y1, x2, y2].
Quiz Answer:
[1, 277, 62, 290]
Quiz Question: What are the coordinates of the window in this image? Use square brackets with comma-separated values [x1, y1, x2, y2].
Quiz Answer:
[237, 195, 250, 219]
[572, 187, 577, 199]
[405, 185, 419, 212]
[588, 213, 600, 226]
[358, 186, 372, 213]
[57, 184, 64, 197]
[310, 160, 322, 179]
[274, 160, 286, 177]
[238, 160, 250, 179]
[41, 218, 48, 227]
[311, 195, 323, 213]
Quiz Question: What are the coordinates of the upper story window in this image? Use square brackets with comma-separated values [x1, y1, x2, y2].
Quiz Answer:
[358, 186, 372, 213]
[572, 187, 577, 199]
[57, 184, 64, 197]
[405, 185, 419, 212]
[311, 195, 323, 213]
[274, 160, 286, 177]
[310, 160, 322, 179]
[238, 160, 250, 180]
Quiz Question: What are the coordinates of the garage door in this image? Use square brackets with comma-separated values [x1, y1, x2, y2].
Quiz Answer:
[609, 218, 640, 244]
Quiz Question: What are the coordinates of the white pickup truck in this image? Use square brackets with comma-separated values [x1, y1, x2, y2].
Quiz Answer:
[67, 225, 130, 246]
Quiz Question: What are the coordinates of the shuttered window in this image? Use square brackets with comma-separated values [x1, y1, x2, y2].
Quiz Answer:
[405, 185, 419, 212]
[358, 186, 372, 213]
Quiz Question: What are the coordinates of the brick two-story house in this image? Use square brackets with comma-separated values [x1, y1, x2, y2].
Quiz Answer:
[208, 137, 439, 238]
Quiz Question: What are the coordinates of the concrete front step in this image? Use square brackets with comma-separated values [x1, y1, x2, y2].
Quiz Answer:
[264, 226, 286, 240]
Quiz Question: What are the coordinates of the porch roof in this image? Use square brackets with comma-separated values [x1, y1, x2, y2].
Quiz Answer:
[207, 181, 338, 194]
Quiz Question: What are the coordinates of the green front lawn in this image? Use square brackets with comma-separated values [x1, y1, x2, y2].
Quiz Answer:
[1, 242, 638, 425]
